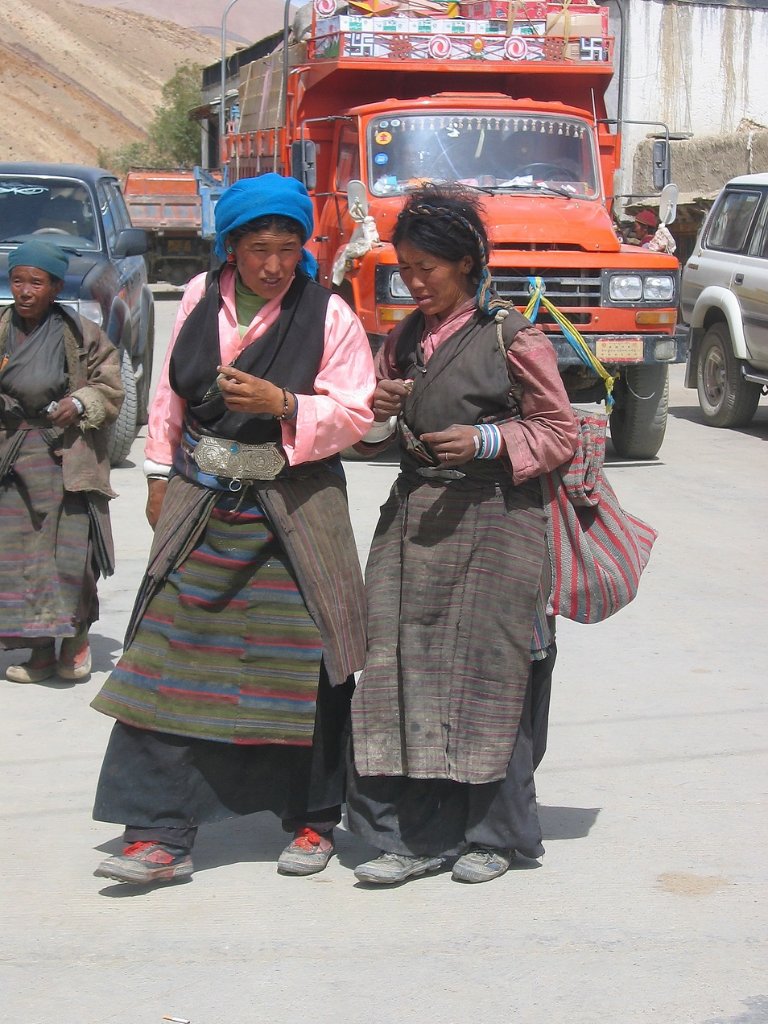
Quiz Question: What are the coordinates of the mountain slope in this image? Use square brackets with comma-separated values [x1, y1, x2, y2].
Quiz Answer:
[0, 0, 221, 165]
[73, 0, 296, 44]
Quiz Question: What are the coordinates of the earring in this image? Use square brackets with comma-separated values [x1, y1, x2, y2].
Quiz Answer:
[226, 247, 236, 264]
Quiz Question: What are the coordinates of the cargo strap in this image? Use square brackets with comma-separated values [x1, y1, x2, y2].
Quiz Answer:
[523, 275, 616, 408]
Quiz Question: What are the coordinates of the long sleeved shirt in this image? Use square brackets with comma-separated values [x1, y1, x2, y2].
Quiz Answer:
[146, 267, 376, 468]
[376, 302, 578, 485]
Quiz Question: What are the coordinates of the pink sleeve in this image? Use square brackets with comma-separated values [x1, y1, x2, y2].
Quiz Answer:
[144, 273, 207, 466]
[280, 294, 376, 465]
[373, 320, 407, 382]
[498, 327, 579, 484]
[145, 282, 375, 467]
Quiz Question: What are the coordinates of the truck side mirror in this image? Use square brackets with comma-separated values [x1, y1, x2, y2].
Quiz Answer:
[291, 140, 317, 191]
[658, 183, 679, 226]
[347, 180, 368, 222]
[113, 227, 148, 257]
[652, 139, 670, 190]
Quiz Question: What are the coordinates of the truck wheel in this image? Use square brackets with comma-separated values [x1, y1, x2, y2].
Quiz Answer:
[136, 306, 155, 426]
[107, 349, 138, 466]
[696, 323, 761, 427]
[609, 364, 669, 459]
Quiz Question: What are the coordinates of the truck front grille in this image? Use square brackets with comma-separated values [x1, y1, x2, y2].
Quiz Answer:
[493, 269, 602, 325]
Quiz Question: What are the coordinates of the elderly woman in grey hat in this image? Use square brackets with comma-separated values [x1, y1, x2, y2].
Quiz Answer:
[0, 239, 123, 683]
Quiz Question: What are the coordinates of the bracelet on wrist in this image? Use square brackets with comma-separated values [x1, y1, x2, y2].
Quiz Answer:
[475, 423, 502, 460]
[276, 387, 298, 421]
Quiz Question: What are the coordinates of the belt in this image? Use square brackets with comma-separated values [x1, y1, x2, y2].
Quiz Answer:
[415, 466, 466, 481]
[183, 434, 286, 490]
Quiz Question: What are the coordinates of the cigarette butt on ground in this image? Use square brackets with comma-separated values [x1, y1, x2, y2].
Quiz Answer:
[162, 1016, 191, 1023]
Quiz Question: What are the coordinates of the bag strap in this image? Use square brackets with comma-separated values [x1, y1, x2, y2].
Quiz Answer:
[494, 306, 530, 409]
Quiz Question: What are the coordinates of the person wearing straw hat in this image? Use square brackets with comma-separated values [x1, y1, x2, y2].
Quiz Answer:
[91, 174, 376, 886]
[0, 239, 123, 684]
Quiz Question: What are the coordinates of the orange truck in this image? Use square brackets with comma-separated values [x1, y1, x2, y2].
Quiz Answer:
[123, 168, 212, 286]
[223, 1, 687, 457]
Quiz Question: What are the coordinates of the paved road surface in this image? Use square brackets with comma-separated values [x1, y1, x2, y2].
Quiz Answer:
[2, 295, 766, 1024]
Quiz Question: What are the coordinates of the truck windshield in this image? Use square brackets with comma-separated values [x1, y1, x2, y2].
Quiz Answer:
[0, 177, 99, 249]
[368, 113, 598, 198]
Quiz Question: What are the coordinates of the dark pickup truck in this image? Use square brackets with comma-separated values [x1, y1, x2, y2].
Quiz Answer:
[0, 163, 155, 464]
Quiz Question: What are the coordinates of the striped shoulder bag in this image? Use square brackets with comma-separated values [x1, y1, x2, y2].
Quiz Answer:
[541, 407, 658, 623]
[495, 310, 657, 623]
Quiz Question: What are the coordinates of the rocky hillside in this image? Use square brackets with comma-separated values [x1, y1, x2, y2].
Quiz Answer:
[0, 0, 222, 166]
[74, 0, 292, 44]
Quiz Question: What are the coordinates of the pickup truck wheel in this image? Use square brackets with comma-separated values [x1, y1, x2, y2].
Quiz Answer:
[696, 323, 761, 427]
[609, 364, 669, 459]
[136, 307, 155, 426]
[107, 349, 138, 466]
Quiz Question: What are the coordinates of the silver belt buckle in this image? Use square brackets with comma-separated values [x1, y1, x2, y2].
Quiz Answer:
[193, 436, 286, 490]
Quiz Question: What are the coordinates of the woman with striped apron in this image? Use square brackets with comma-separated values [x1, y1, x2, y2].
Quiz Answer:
[91, 175, 376, 885]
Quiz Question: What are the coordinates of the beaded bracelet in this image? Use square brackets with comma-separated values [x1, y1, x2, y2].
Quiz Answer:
[276, 387, 298, 421]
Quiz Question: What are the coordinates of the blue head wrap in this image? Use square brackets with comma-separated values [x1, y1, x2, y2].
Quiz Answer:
[8, 239, 69, 281]
[214, 174, 317, 279]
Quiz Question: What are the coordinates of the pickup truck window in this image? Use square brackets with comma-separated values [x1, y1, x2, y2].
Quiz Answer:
[0, 176, 98, 249]
[706, 189, 762, 253]
[108, 181, 132, 232]
[368, 112, 598, 198]
[96, 180, 119, 249]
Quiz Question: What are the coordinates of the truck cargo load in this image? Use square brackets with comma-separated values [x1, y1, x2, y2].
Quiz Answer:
[222, 0, 688, 458]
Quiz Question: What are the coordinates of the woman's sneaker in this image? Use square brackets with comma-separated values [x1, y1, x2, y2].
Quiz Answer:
[277, 827, 335, 875]
[451, 846, 513, 883]
[94, 841, 194, 884]
[354, 852, 443, 885]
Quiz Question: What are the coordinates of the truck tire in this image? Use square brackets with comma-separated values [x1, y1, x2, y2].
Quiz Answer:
[609, 364, 669, 459]
[696, 323, 761, 427]
[107, 349, 138, 466]
[136, 305, 155, 426]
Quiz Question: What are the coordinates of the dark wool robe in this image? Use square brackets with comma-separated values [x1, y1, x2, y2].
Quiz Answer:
[351, 308, 550, 785]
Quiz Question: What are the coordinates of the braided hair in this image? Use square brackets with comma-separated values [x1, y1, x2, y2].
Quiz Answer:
[392, 183, 502, 316]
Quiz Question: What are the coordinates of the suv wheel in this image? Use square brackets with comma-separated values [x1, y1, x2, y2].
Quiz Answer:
[696, 323, 761, 427]
[107, 349, 138, 466]
[609, 364, 669, 459]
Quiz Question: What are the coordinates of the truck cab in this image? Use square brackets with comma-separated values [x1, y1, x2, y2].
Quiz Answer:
[224, 6, 688, 458]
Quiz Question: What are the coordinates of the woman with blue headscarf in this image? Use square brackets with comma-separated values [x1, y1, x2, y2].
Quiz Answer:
[91, 174, 376, 885]
[347, 184, 579, 886]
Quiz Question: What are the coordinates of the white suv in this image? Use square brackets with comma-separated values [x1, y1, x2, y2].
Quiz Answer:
[681, 172, 768, 426]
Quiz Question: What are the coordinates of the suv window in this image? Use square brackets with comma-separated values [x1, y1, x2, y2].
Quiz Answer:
[747, 193, 768, 258]
[706, 189, 762, 253]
